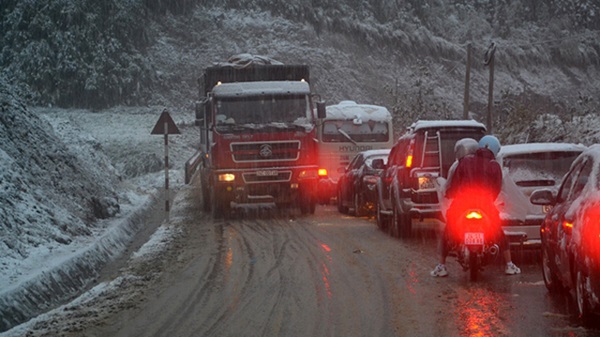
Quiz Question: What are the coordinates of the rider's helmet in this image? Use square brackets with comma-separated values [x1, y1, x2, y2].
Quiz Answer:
[454, 138, 479, 160]
[478, 135, 501, 157]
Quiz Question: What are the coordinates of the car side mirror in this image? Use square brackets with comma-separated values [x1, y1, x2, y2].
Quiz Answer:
[372, 158, 386, 170]
[530, 189, 556, 206]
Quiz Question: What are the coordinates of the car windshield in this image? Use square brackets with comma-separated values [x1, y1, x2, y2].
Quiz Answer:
[503, 151, 582, 186]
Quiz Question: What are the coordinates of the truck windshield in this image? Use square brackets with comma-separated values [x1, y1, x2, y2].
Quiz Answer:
[215, 94, 311, 125]
[322, 120, 390, 143]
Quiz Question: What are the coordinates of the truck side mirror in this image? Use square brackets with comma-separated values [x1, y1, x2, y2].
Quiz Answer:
[316, 101, 326, 119]
[195, 101, 205, 126]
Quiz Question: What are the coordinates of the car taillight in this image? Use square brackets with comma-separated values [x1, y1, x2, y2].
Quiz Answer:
[318, 168, 328, 177]
[405, 139, 415, 168]
[582, 204, 600, 253]
[405, 155, 413, 168]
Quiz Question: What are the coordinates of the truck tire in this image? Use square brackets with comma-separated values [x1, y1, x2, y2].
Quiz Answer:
[202, 183, 211, 212]
[211, 189, 227, 219]
[300, 192, 316, 215]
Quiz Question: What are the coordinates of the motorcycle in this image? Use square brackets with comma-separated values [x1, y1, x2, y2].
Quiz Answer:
[449, 206, 500, 281]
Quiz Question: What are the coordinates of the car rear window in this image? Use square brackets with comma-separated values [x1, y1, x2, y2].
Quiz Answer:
[503, 151, 582, 187]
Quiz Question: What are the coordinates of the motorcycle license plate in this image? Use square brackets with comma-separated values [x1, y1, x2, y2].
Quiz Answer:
[464, 232, 484, 245]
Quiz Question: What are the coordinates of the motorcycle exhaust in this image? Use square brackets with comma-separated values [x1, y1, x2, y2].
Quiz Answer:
[487, 244, 499, 256]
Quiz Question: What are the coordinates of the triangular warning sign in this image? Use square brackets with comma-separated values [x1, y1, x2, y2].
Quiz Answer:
[151, 109, 181, 135]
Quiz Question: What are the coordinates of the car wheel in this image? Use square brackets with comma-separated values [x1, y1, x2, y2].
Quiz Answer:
[389, 199, 400, 238]
[354, 193, 365, 217]
[337, 187, 349, 214]
[398, 210, 411, 238]
[541, 247, 561, 293]
[576, 265, 594, 325]
[376, 200, 388, 231]
[392, 196, 411, 238]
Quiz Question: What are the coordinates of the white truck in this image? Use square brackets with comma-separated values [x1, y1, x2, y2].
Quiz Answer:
[315, 101, 394, 204]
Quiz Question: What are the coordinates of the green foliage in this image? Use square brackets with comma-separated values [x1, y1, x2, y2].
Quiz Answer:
[0, 0, 153, 108]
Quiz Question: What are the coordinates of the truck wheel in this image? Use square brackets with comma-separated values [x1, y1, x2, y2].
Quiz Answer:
[202, 183, 211, 212]
[299, 191, 315, 215]
[211, 189, 226, 219]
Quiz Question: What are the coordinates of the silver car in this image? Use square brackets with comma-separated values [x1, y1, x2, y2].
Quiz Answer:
[496, 142, 587, 248]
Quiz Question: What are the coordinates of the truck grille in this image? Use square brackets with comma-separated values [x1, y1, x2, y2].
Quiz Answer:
[243, 171, 292, 183]
[231, 141, 301, 162]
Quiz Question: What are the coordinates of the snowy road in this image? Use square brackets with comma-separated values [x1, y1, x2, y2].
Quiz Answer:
[6, 184, 600, 336]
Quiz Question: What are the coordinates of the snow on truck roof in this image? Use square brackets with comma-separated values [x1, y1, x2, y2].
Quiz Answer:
[499, 142, 587, 156]
[409, 119, 486, 131]
[325, 101, 392, 121]
[212, 81, 311, 97]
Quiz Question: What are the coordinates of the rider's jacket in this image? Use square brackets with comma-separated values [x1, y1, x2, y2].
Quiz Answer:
[444, 148, 503, 234]
[445, 148, 502, 202]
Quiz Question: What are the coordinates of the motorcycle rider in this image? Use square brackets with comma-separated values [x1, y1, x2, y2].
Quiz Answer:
[431, 135, 521, 277]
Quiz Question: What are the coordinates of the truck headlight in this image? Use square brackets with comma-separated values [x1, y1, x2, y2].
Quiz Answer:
[218, 173, 235, 182]
[299, 169, 318, 179]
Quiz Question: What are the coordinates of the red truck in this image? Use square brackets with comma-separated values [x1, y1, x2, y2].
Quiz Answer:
[194, 54, 324, 218]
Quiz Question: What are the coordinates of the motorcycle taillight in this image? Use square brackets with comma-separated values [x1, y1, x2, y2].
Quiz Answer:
[465, 211, 483, 220]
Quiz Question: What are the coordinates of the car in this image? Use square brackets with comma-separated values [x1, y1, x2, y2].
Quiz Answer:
[497, 143, 587, 249]
[375, 120, 487, 237]
[530, 144, 600, 324]
[337, 149, 391, 216]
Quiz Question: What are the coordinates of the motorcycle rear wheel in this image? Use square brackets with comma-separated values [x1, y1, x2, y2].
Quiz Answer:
[469, 253, 478, 282]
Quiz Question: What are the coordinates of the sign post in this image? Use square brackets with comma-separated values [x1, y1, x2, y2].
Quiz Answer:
[151, 109, 181, 221]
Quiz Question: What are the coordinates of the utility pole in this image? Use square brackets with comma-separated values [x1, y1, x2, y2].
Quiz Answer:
[484, 42, 496, 134]
[463, 43, 472, 120]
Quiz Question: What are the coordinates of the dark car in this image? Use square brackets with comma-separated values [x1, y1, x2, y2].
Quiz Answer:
[375, 120, 486, 237]
[337, 149, 391, 216]
[530, 145, 600, 324]
[497, 143, 586, 249]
